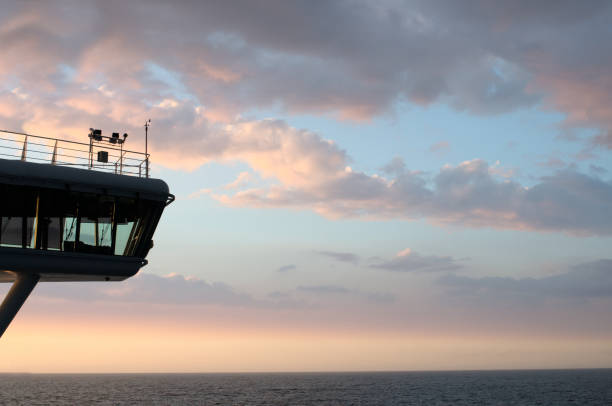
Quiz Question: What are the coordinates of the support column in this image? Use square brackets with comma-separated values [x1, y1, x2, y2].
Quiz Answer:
[0, 273, 39, 338]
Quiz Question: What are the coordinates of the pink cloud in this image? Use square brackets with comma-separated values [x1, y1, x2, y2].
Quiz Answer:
[216, 158, 612, 236]
[0, 1, 611, 236]
[0, 1, 609, 131]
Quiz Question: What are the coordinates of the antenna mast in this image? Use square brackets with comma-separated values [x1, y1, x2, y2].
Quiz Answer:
[144, 119, 151, 178]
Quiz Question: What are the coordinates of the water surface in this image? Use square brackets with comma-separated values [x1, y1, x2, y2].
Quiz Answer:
[1, 369, 610, 405]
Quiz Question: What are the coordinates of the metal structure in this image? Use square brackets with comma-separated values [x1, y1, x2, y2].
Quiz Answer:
[0, 128, 173, 337]
[0, 129, 150, 177]
[144, 119, 151, 178]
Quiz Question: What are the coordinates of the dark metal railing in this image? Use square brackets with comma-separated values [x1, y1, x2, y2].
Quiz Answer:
[0, 129, 150, 178]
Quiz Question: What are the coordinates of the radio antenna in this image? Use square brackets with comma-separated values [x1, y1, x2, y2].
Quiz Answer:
[144, 119, 151, 178]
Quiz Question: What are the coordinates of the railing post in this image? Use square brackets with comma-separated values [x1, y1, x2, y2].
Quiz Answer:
[51, 140, 58, 164]
[20, 135, 27, 161]
[88, 136, 93, 169]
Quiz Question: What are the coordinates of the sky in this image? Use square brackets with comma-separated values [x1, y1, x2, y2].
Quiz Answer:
[1, 0, 612, 372]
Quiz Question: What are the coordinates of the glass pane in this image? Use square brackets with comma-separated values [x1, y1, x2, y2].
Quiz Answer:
[0, 184, 37, 248]
[98, 218, 113, 248]
[36, 189, 73, 251]
[79, 218, 96, 246]
[63, 217, 77, 252]
[115, 221, 135, 255]
[74, 194, 115, 255]
[114, 197, 136, 256]
[25, 217, 35, 248]
[124, 202, 158, 257]
[44, 217, 62, 251]
[97, 199, 114, 249]
[59, 193, 79, 252]
[0, 217, 22, 247]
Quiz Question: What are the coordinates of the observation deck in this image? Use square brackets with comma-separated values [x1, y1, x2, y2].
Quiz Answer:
[0, 128, 174, 336]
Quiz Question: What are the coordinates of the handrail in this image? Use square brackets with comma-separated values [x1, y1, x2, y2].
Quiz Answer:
[166, 193, 176, 206]
[0, 129, 151, 178]
[0, 129, 146, 155]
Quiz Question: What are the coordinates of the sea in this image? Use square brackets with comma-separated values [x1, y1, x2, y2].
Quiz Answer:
[0, 369, 610, 405]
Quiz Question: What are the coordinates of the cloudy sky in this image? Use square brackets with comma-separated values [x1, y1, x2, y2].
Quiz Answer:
[1, 0, 612, 372]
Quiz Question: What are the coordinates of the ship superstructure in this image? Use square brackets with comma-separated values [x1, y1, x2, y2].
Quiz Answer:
[0, 128, 174, 336]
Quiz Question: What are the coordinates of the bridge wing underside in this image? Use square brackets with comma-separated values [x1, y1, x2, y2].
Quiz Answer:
[0, 247, 146, 282]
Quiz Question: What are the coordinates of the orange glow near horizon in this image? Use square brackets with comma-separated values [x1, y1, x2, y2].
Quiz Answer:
[2, 316, 611, 373]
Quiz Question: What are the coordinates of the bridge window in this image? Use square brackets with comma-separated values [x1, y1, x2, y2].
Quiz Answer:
[0, 184, 162, 257]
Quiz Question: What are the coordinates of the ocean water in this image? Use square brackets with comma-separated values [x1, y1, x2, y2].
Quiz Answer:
[0, 369, 610, 405]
